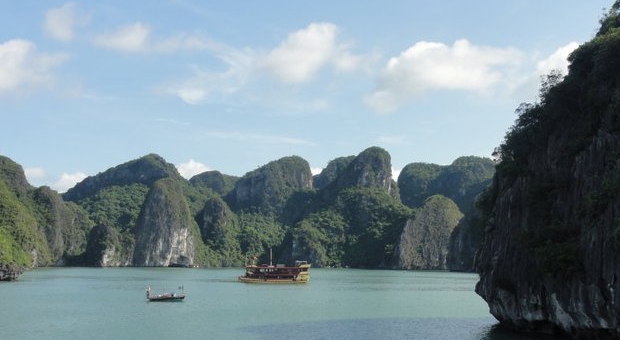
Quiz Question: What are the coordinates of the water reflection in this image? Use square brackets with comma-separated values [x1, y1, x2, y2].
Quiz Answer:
[241, 318, 565, 340]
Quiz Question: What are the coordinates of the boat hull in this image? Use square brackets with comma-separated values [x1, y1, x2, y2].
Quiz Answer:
[237, 276, 309, 284]
[147, 295, 185, 301]
[238, 261, 311, 284]
[146, 286, 185, 301]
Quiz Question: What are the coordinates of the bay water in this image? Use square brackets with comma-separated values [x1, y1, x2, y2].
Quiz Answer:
[0, 268, 558, 340]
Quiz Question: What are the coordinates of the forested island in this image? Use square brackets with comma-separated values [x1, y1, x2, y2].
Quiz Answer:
[0, 148, 493, 272]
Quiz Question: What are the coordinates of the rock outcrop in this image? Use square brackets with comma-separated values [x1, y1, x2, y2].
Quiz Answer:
[63, 153, 179, 202]
[475, 5, 620, 338]
[398, 156, 494, 271]
[394, 195, 463, 269]
[132, 178, 197, 267]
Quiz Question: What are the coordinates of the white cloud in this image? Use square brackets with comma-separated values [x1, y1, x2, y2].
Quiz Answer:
[153, 34, 213, 53]
[0, 39, 69, 93]
[44, 2, 88, 42]
[53, 172, 87, 193]
[174, 87, 208, 105]
[92, 22, 215, 54]
[365, 39, 523, 114]
[261, 23, 336, 83]
[167, 48, 254, 104]
[260, 22, 359, 83]
[166, 22, 364, 104]
[24, 167, 46, 181]
[536, 42, 579, 76]
[93, 23, 150, 53]
[176, 159, 211, 179]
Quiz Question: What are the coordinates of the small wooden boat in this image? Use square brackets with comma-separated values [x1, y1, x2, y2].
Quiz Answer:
[146, 286, 185, 301]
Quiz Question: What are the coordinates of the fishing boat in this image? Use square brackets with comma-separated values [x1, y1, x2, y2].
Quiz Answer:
[239, 252, 311, 284]
[145, 285, 185, 301]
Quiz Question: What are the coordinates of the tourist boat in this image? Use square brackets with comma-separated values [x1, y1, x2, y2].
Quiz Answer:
[239, 256, 311, 284]
[145, 285, 185, 301]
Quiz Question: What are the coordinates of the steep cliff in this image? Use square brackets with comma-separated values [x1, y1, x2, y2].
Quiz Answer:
[199, 195, 243, 266]
[31, 187, 92, 265]
[0, 156, 92, 269]
[394, 195, 463, 270]
[398, 156, 494, 271]
[228, 155, 313, 214]
[332, 146, 397, 197]
[312, 156, 354, 190]
[132, 178, 198, 267]
[476, 4, 620, 338]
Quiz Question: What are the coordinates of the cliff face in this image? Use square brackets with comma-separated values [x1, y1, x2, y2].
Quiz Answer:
[132, 178, 197, 267]
[334, 146, 397, 196]
[476, 5, 620, 338]
[312, 156, 354, 190]
[0, 156, 91, 269]
[476, 133, 620, 339]
[31, 187, 91, 265]
[398, 156, 494, 271]
[199, 195, 242, 266]
[394, 195, 463, 270]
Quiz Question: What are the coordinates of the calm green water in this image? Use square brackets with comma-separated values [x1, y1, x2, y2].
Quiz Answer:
[0, 268, 557, 340]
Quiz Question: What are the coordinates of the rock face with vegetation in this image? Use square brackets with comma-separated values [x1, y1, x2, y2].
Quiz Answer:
[132, 178, 199, 267]
[397, 156, 495, 270]
[227, 156, 313, 215]
[476, 4, 620, 338]
[0, 156, 91, 274]
[394, 195, 463, 269]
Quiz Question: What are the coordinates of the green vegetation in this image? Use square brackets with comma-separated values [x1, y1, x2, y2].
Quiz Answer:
[398, 157, 494, 212]
[334, 187, 413, 267]
[0, 177, 51, 267]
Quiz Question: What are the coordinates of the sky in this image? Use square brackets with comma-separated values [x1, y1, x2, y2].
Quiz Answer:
[0, 0, 613, 192]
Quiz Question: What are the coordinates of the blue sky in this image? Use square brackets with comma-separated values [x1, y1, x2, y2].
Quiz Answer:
[0, 1, 612, 192]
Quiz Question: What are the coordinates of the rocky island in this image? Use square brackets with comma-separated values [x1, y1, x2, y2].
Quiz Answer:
[475, 3, 620, 339]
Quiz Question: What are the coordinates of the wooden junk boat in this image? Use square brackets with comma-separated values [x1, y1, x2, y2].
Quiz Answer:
[239, 254, 311, 284]
[146, 286, 185, 301]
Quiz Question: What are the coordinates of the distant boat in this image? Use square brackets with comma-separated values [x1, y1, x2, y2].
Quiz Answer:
[239, 253, 311, 284]
[145, 285, 185, 301]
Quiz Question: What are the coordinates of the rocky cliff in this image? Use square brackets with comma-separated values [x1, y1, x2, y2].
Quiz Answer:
[394, 195, 463, 270]
[132, 178, 198, 267]
[227, 155, 313, 214]
[0, 156, 91, 269]
[475, 4, 620, 338]
[398, 156, 494, 271]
